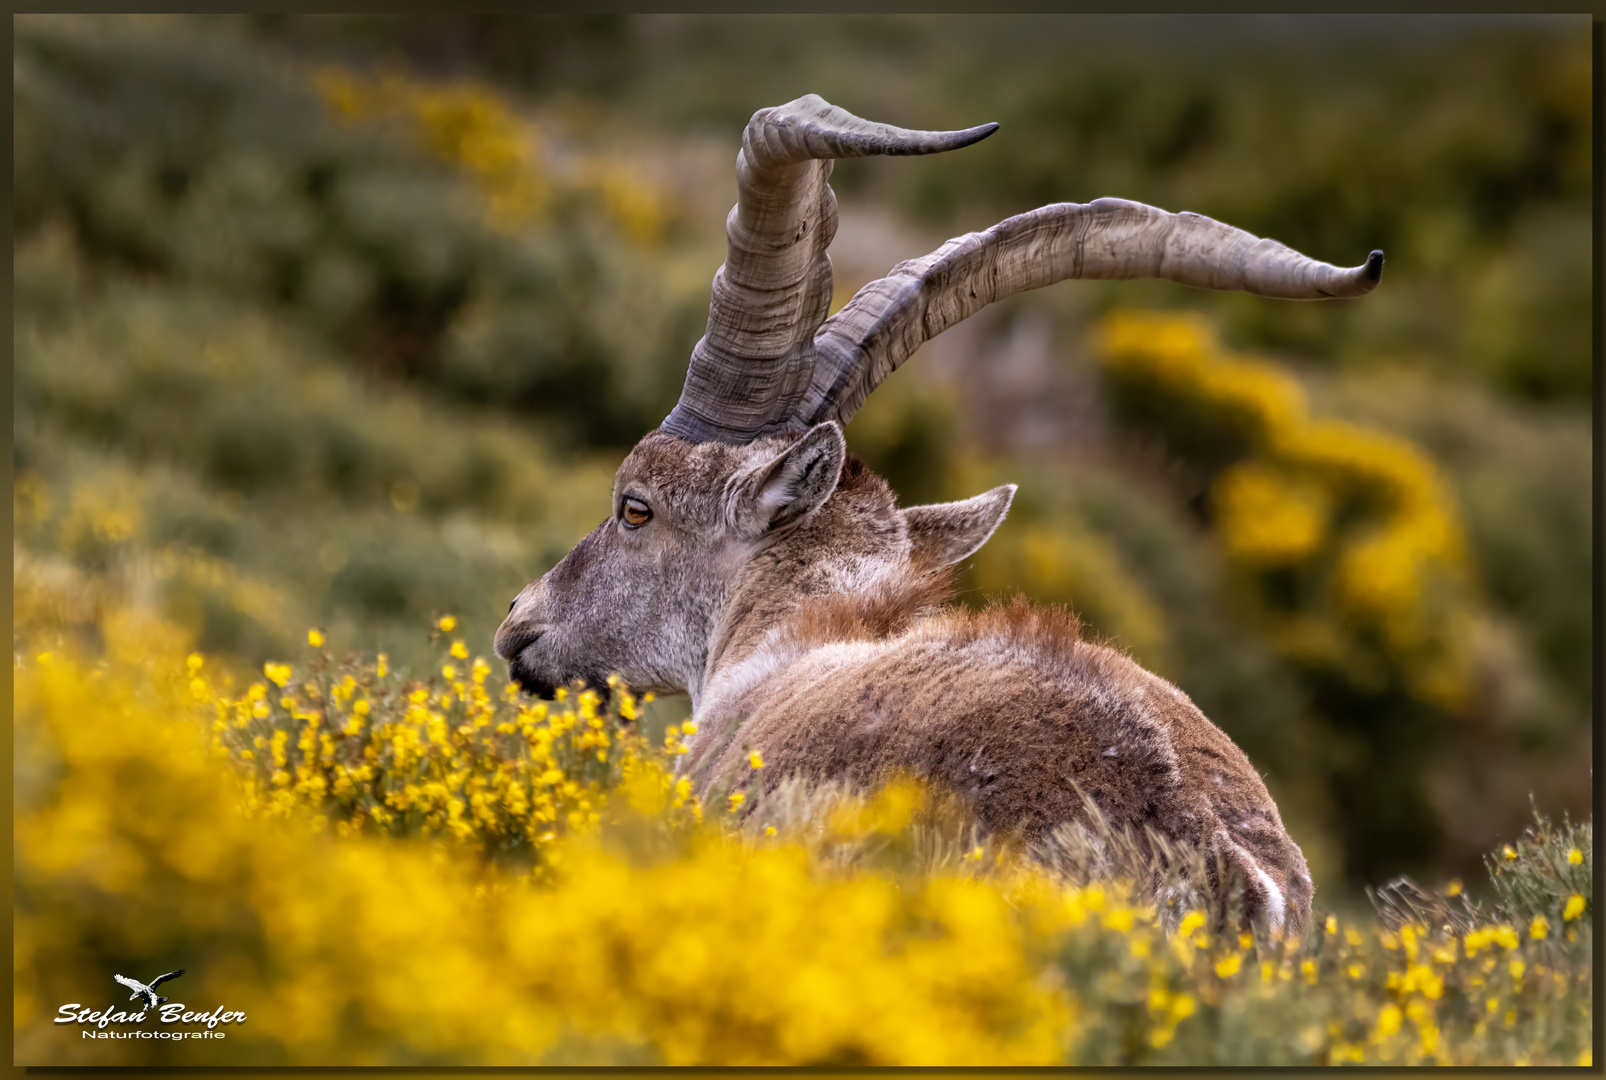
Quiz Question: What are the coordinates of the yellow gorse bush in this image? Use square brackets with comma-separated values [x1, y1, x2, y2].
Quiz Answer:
[15, 469, 292, 647]
[214, 626, 676, 862]
[13, 591, 1591, 1065]
[313, 67, 668, 243]
[15, 610, 1082, 1064]
[315, 67, 545, 228]
[1097, 311, 1474, 708]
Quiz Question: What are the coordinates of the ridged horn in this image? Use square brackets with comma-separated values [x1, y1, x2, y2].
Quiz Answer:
[800, 197, 1384, 428]
[660, 94, 998, 444]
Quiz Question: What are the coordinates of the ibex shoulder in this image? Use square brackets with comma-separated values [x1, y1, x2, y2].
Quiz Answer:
[688, 594, 1314, 933]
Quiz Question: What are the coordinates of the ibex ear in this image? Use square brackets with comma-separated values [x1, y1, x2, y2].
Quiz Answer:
[902, 485, 1017, 567]
[736, 422, 847, 536]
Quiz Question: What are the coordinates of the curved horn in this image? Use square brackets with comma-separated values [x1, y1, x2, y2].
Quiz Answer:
[800, 197, 1384, 428]
[661, 94, 998, 444]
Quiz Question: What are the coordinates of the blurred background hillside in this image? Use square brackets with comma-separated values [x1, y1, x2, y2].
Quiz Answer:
[13, 14, 1592, 902]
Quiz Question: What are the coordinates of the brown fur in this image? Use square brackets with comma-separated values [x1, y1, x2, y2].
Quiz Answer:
[694, 592, 1311, 933]
[498, 428, 1313, 933]
[782, 565, 959, 647]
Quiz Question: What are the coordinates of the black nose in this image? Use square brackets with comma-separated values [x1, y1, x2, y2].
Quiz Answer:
[495, 626, 542, 662]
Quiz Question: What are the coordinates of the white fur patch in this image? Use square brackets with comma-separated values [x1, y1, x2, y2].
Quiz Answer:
[1216, 828, 1286, 934]
[697, 630, 800, 723]
[824, 555, 909, 598]
[698, 633, 887, 732]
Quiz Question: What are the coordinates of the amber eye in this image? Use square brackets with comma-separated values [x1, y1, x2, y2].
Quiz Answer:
[621, 497, 652, 529]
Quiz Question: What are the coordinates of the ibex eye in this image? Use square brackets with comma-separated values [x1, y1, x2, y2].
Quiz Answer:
[621, 497, 652, 529]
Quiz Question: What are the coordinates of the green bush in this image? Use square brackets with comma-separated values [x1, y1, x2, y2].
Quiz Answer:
[14, 14, 705, 446]
[14, 222, 615, 669]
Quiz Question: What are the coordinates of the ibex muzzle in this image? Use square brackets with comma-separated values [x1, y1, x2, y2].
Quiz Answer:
[496, 94, 1385, 933]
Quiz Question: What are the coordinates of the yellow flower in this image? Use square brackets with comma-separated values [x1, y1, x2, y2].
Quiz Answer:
[1529, 915, 1548, 940]
[264, 662, 292, 688]
[1325, 914, 1338, 935]
[1102, 908, 1134, 933]
[308, 628, 325, 648]
[186, 652, 205, 673]
[1567, 848, 1583, 865]
[1215, 953, 1243, 978]
[681, 721, 698, 735]
[377, 653, 389, 679]
[749, 751, 765, 770]
[765, 826, 777, 837]
[1418, 1024, 1439, 1057]
[1446, 878, 1462, 896]
[1563, 893, 1585, 921]
[1501, 844, 1517, 861]
[728, 792, 746, 812]
[438, 615, 457, 632]
[450, 640, 469, 660]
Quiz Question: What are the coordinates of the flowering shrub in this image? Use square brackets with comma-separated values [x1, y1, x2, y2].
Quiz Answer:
[1097, 311, 1475, 709]
[314, 67, 669, 243]
[1484, 810, 1592, 931]
[216, 619, 689, 865]
[12, 583, 1592, 1065]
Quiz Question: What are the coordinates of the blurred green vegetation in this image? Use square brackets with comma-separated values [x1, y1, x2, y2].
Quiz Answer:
[12, 14, 1590, 899]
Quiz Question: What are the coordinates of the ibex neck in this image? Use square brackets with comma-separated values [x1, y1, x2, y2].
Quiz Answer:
[693, 549, 911, 713]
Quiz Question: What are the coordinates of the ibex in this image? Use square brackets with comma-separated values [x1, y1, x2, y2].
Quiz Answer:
[495, 95, 1383, 933]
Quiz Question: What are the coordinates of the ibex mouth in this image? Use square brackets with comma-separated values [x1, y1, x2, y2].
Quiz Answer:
[507, 667, 616, 705]
[507, 661, 558, 700]
[494, 625, 544, 662]
[504, 644, 613, 705]
[498, 626, 554, 699]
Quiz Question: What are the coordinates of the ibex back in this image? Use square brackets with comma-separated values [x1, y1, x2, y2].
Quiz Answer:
[496, 95, 1385, 934]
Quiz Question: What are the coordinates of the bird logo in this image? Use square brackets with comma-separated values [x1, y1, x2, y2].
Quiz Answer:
[112, 969, 186, 1012]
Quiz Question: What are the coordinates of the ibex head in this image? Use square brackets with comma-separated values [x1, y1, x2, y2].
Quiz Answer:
[496, 423, 1016, 700]
[496, 94, 1382, 704]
